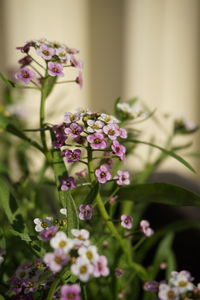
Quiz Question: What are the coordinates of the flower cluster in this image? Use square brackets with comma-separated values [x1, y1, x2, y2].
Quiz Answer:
[144, 270, 200, 300]
[9, 259, 50, 296]
[52, 108, 130, 188]
[33, 214, 67, 241]
[15, 38, 83, 87]
[43, 229, 109, 282]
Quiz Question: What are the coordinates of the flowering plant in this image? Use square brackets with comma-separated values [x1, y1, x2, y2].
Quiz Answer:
[0, 38, 200, 300]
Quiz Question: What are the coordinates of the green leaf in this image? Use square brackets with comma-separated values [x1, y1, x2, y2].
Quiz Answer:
[136, 220, 200, 263]
[84, 182, 99, 204]
[126, 139, 195, 173]
[118, 182, 200, 206]
[150, 233, 174, 279]
[51, 149, 79, 236]
[0, 228, 6, 249]
[0, 72, 15, 87]
[0, 177, 42, 256]
[61, 190, 79, 237]
[166, 249, 176, 279]
[0, 114, 43, 153]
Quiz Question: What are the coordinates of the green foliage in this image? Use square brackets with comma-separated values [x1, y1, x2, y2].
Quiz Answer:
[118, 182, 200, 206]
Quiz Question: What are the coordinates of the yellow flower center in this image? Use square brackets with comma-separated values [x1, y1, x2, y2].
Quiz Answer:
[86, 251, 93, 260]
[80, 265, 87, 274]
[59, 240, 67, 248]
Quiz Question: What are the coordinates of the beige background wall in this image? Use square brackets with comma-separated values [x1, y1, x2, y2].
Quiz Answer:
[0, 0, 200, 178]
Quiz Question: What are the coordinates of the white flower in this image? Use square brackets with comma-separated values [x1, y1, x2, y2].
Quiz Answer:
[50, 231, 74, 253]
[117, 102, 133, 114]
[71, 229, 90, 247]
[60, 208, 67, 216]
[170, 270, 194, 294]
[98, 113, 119, 124]
[71, 257, 94, 282]
[158, 283, 179, 300]
[87, 120, 104, 133]
[117, 102, 147, 119]
[33, 217, 53, 232]
[76, 107, 93, 116]
[64, 112, 80, 124]
[78, 246, 99, 263]
[55, 47, 68, 60]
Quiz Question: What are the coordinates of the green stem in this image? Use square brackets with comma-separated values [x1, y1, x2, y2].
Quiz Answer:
[46, 274, 61, 300]
[56, 80, 75, 84]
[15, 84, 40, 90]
[81, 284, 88, 300]
[87, 147, 148, 280]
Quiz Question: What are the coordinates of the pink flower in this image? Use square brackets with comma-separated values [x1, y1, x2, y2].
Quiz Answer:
[93, 255, 109, 277]
[111, 141, 126, 160]
[75, 71, 83, 88]
[40, 226, 58, 241]
[103, 124, 120, 140]
[64, 123, 83, 138]
[62, 149, 81, 162]
[43, 249, 68, 273]
[15, 67, 36, 84]
[119, 128, 127, 139]
[61, 177, 76, 191]
[16, 41, 35, 53]
[120, 215, 133, 229]
[36, 44, 55, 60]
[140, 220, 154, 237]
[95, 165, 112, 184]
[115, 170, 130, 186]
[52, 123, 67, 149]
[47, 62, 64, 77]
[79, 204, 93, 220]
[75, 169, 87, 179]
[87, 133, 107, 149]
[69, 55, 83, 68]
[60, 284, 81, 300]
[18, 56, 32, 68]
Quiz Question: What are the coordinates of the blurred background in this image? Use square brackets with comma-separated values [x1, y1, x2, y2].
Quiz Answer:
[1, 0, 200, 279]
[0, 0, 200, 178]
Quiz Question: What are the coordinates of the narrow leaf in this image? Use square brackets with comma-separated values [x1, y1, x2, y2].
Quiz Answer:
[118, 182, 200, 206]
[51, 149, 79, 236]
[150, 233, 174, 279]
[126, 139, 195, 173]
[0, 72, 15, 87]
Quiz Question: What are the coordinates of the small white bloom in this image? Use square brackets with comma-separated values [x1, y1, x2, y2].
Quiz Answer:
[158, 283, 179, 300]
[87, 120, 104, 133]
[33, 217, 53, 232]
[78, 246, 99, 263]
[170, 270, 194, 294]
[117, 102, 147, 119]
[76, 107, 93, 116]
[50, 231, 74, 253]
[64, 112, 80, 124]
[71, 257, 94, 282]
[117, 102, 133, 114]
[60, 208, 67, 216]
[55, 47, 68, 60]
[71, 229, 90, 247]
[98, 113, 119, 124]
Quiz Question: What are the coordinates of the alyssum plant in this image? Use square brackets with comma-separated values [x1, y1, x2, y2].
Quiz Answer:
[0, 38, 200, 300]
